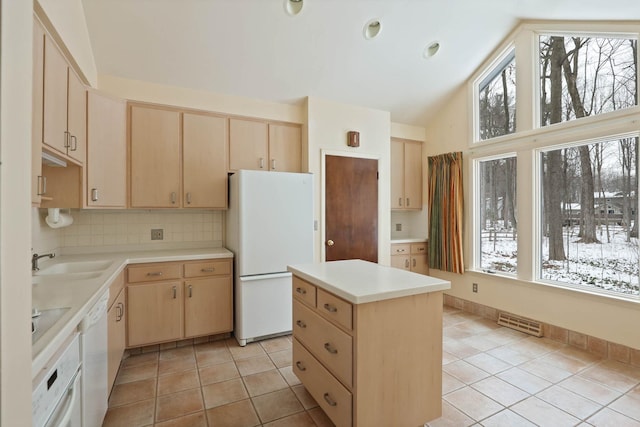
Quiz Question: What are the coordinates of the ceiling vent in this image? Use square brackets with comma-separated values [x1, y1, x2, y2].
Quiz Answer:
[497, 312, 543, 337]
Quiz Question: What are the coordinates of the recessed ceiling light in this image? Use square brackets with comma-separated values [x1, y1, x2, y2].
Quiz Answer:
[284, 0, 303, 16]
[424, 41, 440, 58]
[363, 19, 382, 40]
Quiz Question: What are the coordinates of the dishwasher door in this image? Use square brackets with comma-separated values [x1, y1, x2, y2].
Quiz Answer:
[44, 370, 82, 427]
[80, 290, 109, 427]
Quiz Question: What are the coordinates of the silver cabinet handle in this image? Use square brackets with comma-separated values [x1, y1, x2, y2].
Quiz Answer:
[271, 159, 276, 170]
[91, 188, 98, 202]
[186, 192, 192, 205]
[201, 268, 215, 273]
[37, 176, 45, 196]
[171, 192, 177, 204]
[406, 197, 410, 207]
[399, 197, 402, 207]
[323, 303, 337, 313]
[413, 258, 416, 267]
[295, 361, 306, 371]
[397, 248, 405, 253]
[323, 393, 337, 407]
[296, 320, 307, 329]
[147, 271, 163, 277]
[172, 286, 177, 299]
[324, 342, 338, 354]
[70, 134, 78, 151]
[64, 130, 70, 148]
[259, 158, 265, 169]
[405, 259, 410, 268]
[188, 284, 192, 298]
[116, 302, 124, 321]
[295, 287, 307, 295]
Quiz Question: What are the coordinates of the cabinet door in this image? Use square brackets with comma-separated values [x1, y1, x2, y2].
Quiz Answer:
[66, 69, 87, 164]
[268, 124, 301, 172]
[183, 113, 227, 208]
[403, 141, 422, 209]
[86, 92, 126, 208]
[390, 139, 404, 209]
[107, 288, 126, 391]
[390, 255, 410, 270]
[129, 106, 181, 208]
[229, 118, 268, 171]
[184, 277, 232, 338]
[127, 281, 183, 346]
[43, 36, 69, 156]
[411, 254, 429, 275]
[32, 19, 45, 205]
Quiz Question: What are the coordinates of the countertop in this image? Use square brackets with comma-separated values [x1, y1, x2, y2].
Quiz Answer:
[287, 259, 450, 304]
[32, 247, 233, 378]
[390, 238, 428, 244]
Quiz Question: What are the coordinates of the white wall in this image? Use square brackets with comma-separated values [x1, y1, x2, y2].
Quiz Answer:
[1, 0, 35, 424]
[425, 84, 640, 349]
[307, 97, 391, 265]
[37, 0, 97, 85]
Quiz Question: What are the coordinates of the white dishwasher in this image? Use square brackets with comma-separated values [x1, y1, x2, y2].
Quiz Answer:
[80, 290, 109, 427]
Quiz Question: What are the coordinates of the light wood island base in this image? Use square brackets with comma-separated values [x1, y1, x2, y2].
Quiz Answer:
[289, 260, 450, 427]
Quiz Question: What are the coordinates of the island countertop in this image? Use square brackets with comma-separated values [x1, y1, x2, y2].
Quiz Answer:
[287, 259, 450, 304]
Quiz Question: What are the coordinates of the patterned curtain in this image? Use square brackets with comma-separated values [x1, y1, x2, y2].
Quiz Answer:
[428, 152, 464, 274]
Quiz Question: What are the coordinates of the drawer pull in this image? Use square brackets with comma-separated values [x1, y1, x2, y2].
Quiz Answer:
[147, 271, 163, 277]
[323, 393, 337, 407]
[296, 320, 307, 329]
[295, 287, 307, 295]
[172, 286, 177, 299]
[324, 342, 338, 354]
[295, 361, 306, 372]
[323, 303, 337, 313]
[200, 268, 215, 273]
[188, 285, 193, 298]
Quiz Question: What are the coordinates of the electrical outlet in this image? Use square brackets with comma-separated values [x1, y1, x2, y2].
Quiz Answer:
[472, 283, 478, 293]
[151, 229, 164, 240]
[395, 223, 402, 231]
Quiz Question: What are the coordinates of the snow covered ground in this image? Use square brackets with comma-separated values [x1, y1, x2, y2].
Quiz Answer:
[481, 225, 639, 296]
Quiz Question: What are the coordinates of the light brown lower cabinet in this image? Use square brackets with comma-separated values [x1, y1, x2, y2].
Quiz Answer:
[292, 275, 443, 427]
[126, 258, 232, 348]
[107, 271, 126, 392]
[390, 242, 429, 275]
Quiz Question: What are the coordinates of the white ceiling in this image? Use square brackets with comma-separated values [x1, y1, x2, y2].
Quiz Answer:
[81, 0, 640, 127]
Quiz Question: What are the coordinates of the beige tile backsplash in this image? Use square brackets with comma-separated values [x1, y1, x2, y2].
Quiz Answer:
[32, 208, 223, 254]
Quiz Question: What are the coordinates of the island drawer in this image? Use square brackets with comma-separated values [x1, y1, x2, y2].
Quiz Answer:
[184, 259, 231, 278]
[317, 289, 353, 331]
[292, 276, 316, 307]
[391, 243, 410, 255]
[293, 338, 352, 427]
[127, 262, 182, 283]
[293, 300, 352, 389]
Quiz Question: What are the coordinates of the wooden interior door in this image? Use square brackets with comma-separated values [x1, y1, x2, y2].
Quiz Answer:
[325, 155, 378, 262]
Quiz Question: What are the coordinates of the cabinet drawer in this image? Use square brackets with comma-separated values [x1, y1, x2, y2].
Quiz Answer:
[292, 276, 316, 307]
[107, 270, 125, 308]
[293, 301, 352, 389]
[317, 289, 353, 331]
[293, 338, 352, 427]
[127, 263, 182, 283]
[184, 259, 231, 278]
[391, 243, 410, 255]
[411, 242, 427, 254]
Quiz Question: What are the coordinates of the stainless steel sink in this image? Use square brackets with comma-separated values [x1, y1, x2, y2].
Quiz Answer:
[32, 307, 70, 344]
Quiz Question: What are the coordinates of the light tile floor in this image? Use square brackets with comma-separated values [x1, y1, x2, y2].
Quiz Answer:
[103, 307, 640, 427]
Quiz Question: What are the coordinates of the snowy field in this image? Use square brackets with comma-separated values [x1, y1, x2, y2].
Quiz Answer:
[481, 225, 639, 296]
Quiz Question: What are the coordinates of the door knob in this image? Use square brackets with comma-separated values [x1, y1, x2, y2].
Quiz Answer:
[326, 239, 334, 246]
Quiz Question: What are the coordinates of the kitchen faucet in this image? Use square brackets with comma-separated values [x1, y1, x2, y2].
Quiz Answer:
[32, 252, 55, 271]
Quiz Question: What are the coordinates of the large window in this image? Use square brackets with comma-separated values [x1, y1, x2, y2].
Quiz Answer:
[539, 34, 638, 127]
[540, 137, 639, 297]
[477, 50, 516, 141]
[477, 156, 517, 274]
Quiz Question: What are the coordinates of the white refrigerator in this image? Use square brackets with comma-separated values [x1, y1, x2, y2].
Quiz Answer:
[226, 170, 314, 346]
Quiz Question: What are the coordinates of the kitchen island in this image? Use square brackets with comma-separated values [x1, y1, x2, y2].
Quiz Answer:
[288, 259, 450, 427]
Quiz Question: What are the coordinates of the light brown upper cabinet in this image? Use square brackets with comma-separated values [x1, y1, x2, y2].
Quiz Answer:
[391, 138, 422, 210]
[86, 91, 127, 208]
[129, 105, 181, 208]
[32, 18, 45, 206]
[43, 36, 86, 165]
[183, 113, 228, 208]
[129, 104, 228, 209]
[229, 118, 302, 172]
